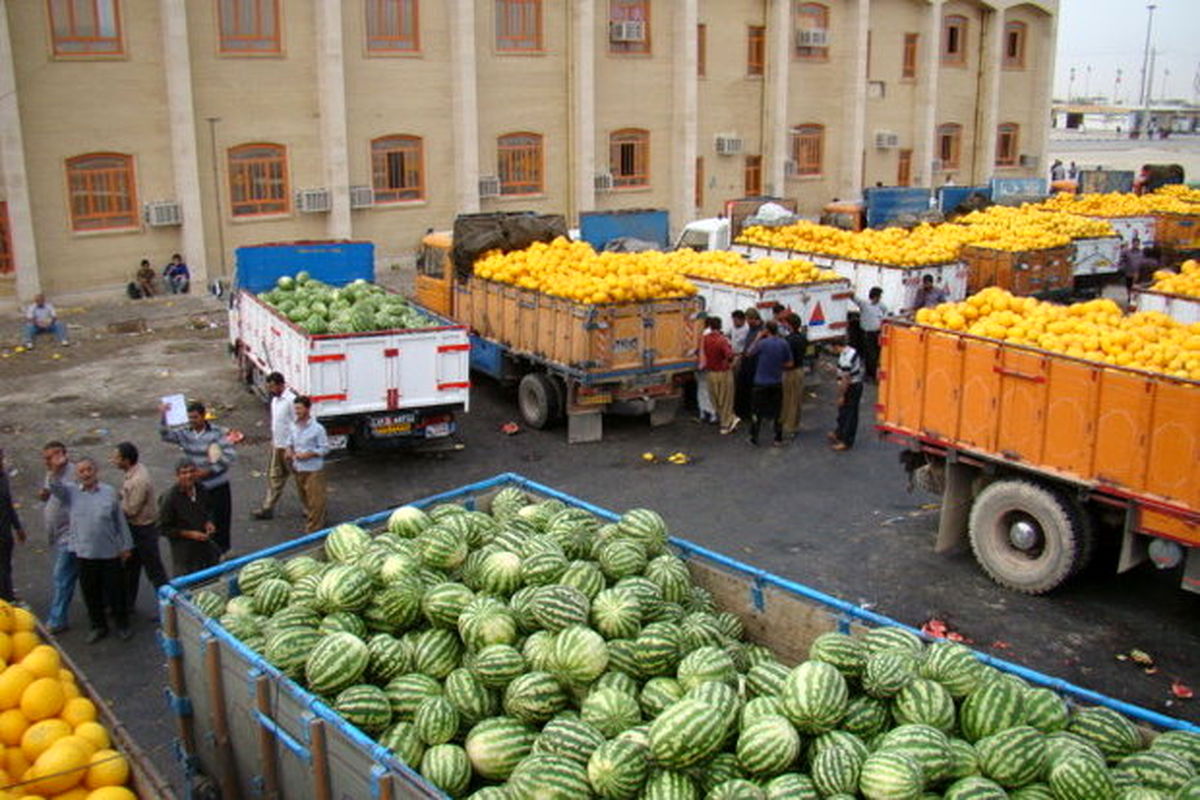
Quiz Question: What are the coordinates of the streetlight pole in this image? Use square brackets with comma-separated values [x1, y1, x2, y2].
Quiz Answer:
[1084, 65, 1092, 102]
[1138, 3, 1157, 134]
[1113, 68, 1123, 105]
[1068, 67, 1076, 104]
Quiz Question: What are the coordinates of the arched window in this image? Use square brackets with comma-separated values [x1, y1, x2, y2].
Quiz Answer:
[610, 129, 649, 188]
[1003, 21, 1026, 69]
[937, 123, 962, 171]
[996, 123, 1019, 167]
[497, 133, 543, 195]
[228, 143, 289, 217]
[372, 136, 425, 202]
[65, 153, 137, 231]
[790, 125, 824, 176]
[941, 13, 967, 65]
[793, 2, 829, 61]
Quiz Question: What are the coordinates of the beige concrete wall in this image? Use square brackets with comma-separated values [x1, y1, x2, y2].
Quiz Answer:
[863, 0, 925, 187]
[997, 2, 1053, 178]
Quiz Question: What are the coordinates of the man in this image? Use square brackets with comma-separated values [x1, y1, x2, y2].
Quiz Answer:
[780, 313, 808, 440]
[111, 442, 168, 610]
[287, 396, 329, 533]
[746, 321, 793, 447]
[734, 308, 764, 421]
[135, 260, 157, 298]
[771, 303, 793, 335]
[1050, 159, 1065, 182]
[22, 293, 69, 349]
[158, 460, 219, 578]
[853, 287, 888, 382]
[0, 449, 26, 602]
[252, 372, 297, 520]
[160, 399, 235, 554]
[1119, 235, 1156, 293]
[163, 254, 190, 294]
[829, 341, 866, 452]
[693, 317, 716, 425]
[40, 441, 77, 633]
[728, 309, 749, 355]
[701, 316, 738, 434]
[45, 454, 133, 643]
[913, 275, 948, 310]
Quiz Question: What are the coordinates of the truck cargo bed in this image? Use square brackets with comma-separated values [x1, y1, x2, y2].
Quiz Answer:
[1132, 286, 1200, 324]
[687, 275, 851, 342]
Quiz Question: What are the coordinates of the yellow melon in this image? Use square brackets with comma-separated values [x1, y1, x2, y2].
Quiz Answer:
[9, 609, 35, 634]
[26, 738, 89, 795]
[0, 667, 36, 711]
[83, 749, 128, 790]
[59, 699, 97, 728]
[71, 723, 109, 753]
[20, 679, 66, 722]
[20, 648, 61, 681]
[9, 633, 40, 662]
[0, 709, 30, 746]
[83, 789, 136, 800]
[20, 718, 71, 762]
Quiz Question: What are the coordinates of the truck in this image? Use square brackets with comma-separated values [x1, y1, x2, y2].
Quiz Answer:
[1130, 286, 1200, 324]
[876, 318, 1200, 594]
[687, 274, 852, 343]
[229, 241, 471, 452]
[158, 473, 1198, 800]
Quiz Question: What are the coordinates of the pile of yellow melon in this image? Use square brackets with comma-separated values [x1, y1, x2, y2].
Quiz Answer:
[1154, 184, 1200, 204]
[957, 205, 1114, 249]
[738, 221, 967, 267]
[915, 288, 1200, 381]
[1036, 191, 1198, 217]
[678, 251, 840, 288]
[1149, 259, 1200, 299]
[0, 601, 137, 800]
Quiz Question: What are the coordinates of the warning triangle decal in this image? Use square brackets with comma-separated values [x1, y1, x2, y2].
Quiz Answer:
[809, 301, 826, 326]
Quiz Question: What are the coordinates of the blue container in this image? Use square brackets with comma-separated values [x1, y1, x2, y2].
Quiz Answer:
[580, 209, 670, 250]
[235, 241, 375, 294]
[938, 185, 992, 213]
[864, 187, 933, 227]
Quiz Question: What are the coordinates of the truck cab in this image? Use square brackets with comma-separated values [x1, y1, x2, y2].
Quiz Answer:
[674, 218, 731, 251]
[416, 231, 454, 316]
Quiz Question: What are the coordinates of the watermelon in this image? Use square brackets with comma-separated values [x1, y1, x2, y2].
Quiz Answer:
[1010, 785, 1059, 800]
[1112, 750, 1196, 793]
[858, 750, 925, 800]
[708, 778, 767, 799]
[1151, 730, 1200, 770]
[535, 716, 607, 765]
[960, 678, 1027, 743]
[862, 650, 918, 699]
[305, 632, 369, 696]
[469, 644, 527, 689]
[891, 677, 956, 733]
[975, 725, 1046, 788]
[334, 684, 392, 734]
[490, 486, 528, 519]
[780, 661, 849, 734]
[809, 730, 870, 763]
[475, 550, 524, 597]
[366, 634, 412, 683]
[581, 687, 642, 738]
[742, 695, 784, 726]
[811, 745, 864, 796]
[704, 752, 748, 792]
[606, 638, 643, 679]
[464, 716, 536, 781]
[594, 670, 639, 697]
[676, 645, 737, 691]
[643, 555, 692, 604]
[418, 526, 469, 571]
[597, 539, 649, 581]
[737, 714, 801, 776]
[941, 776, 1008, 799]
[588, 736, 650, 798]
[411, 628, 463, 679]
[746, 660, 790, 698]
[531, 585, 591, 632]
[920, 641, 983, 698]
[616, 508, 669, 556]
[325, 523, 371, 563]
[550, 625, 610, 685]
[422, 582, 475, 629]
[1067, 706, 1143, 761]
[639, 677, 685, 719]
[641, 769, 700, 800]
[237, 558, 285, 595]
[316, 564, 373, 612]
[319, 610, 367, 638]
[266, 604, 321, 633]
[444, 668, 498, 726]
[384, 672, 443, 720]
[520, 550, 569, 586]
[503, 671, 568, 724]
[387, 505, 431, 537]
[1022, 687, 1069, 733]
[686, 681, 742, 731]
[808, 631, 867, 677]
[841, 693, 893, 738]
[764, 773, 820, 800]
[265, 626, 322, 681]
[648, 698, 729, 769]
[190, 589, 227, 618]
[559, 560, 607, 600]
[251, 578, 292, 616]
[863, 627, 924, 657]
[946, 737, 980, 781]
[680, 612, 725, 651]
[413, 695, 460, 745]
[378, 720, 425, 766]
[420, 743, 472, 797]
[590, 588, 644, 640]
[1047, 752, 1117, 800]
[878, 723, 952, 785]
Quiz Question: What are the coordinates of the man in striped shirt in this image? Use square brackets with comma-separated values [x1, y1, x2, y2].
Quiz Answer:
[159, 399, 236, 554]
[829, 341, 865, 452]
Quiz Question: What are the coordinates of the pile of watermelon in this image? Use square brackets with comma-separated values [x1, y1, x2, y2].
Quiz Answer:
[188, 490, 1200, 799]
[257, 271, 435, 334]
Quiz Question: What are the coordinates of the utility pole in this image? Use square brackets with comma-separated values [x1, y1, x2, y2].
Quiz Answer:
[1084, 65, 1092, 102]
[1138, 3, 1157, 134]
[1068, 67, 1076, 104]
[1113, 68, 1122, 105]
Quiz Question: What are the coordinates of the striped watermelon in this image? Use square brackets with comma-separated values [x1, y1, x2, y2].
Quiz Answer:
[808, 631, 867, 677]
[282, 555, 324, 583]
[780, 661, 849, 734]
[1113, 750, 1196, 793]
[639, 677, 685, 719]
[413, 695, 460, 745]
[508, 752, 593, 800]
[858, 749, 925, 800]
[559, 560, 606, 600]
[920, 641, 984, 698]
[325, 523, 371, 563]
[252, 578, 292, 616]
[616, 508, 669, 555]
[459, 609, 519, 651]
[648, 698, 729, 769]
[632, 624, 683, 678]
[960, 678, 1027, 743]
[379, 552, 422, 584]
[975, 725, 1046, 788]
[237, 557, 285, 595]
[305, 631, 369, 696]
[680, 612, 725, 651]
[643, 555, 693, 604]
[641, 769, 700, 800]
[422, 582, 476, 629]
[1175, 776, 1200, 799]
[879, 723, 952, 785]
[370, 580, 424, 629]
[265, 626, 322, 681]
[840, 693, 893, 739]
[747, 660, 790, 698]
[534, 716, 607, 765]
[366, 633, 412, 683]
[319, 610, 367, 639]
[224, 595, 256, 617]
[1043, 731, 1107, 776]
[1010, 784, 1062, 800]
[384, 672, 443, 720]
[444, 668, 499, 726]
[764, 773, 820, 800]
[521, 629, 556, 672]
[941, 776, 1008, 799]
[418, 526, 469, 571]
[464, 716, 536, 781]
[709, 778, 767, 800]
[550, 625, 610, 685]
[334, 684, 392, 735]
[1067, 706, 1143, 761]
[594, 671, 639, 697]
[387, 504, 432, 537]
[411, 628, 463, 679]
[520, 550, 569, 586]
[378, 720, 425, 766]
[475, 550, 523, 597]
[946, 737, 980, 781]
[591, 588, 644, 640]
[587, 736, 650, 799]
[862, 650, 918, 699]
[687, 680, 742, 733]
[490, 486, 529, 519]
[686, 585, 716, 613]
[676, 645, 737, 691]
[503, 671, 568, 724]
[811, 745, 864, 796]
[468, 643, 527, 689]
[598, 539, 649, 581]
[190, 589, 227, 618]
[581, 687, 642, 738]
[427, 502, 468, 521]
[737, 714, 801, 777]
[715, 611, 744, 640]
[742, 695, 784, 726]
[863, 627, 925, 657]
[1151, 730, 1200, 770]
[1022, 687, 1069, 733]
[530, 585, 591, 632]
[891, 677, 956, 733]
[316, 564, 373, 613]
[419, 743, 472, 798]
[809, 730, 870, 763]
[703, 752, 747, 792]
[266, 604, 321, 633]
[1047, 752, 1117, 800]
[606, 638, 642, 679]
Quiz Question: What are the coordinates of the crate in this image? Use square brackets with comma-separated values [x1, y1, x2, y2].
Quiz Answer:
[961, 244, 1073, 295]
[1154, 212, 1200, 250]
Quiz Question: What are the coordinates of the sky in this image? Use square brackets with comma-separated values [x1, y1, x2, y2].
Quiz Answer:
[1054, 0, 1200, 104]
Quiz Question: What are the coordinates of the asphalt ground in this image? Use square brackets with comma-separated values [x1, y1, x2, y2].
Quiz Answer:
[1, 293, 1197, 795]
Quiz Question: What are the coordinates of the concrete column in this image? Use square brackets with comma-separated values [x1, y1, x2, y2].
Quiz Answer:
[840, 0, 870, 199]
[316, 0, 351, 238]
[1032, 7, 1058, 179]
[762, 0, 791, 196]
[451, 0, 480, 214]
[915, 0, 944, 188]
[572, 0, 596, 218]
[0, 0, 40, 301]
[160, 0, 208, 283]
[671, 0, 698, 230]
[974, 5, 1005, 182]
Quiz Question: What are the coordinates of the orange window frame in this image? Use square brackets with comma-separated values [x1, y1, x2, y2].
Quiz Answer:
[747, 25, 765, 76]
[371, 135, 425, 202]
[228, 144, 290, 217]
[902, 32, 918, 79]
[0, 202, 13, 275]
[366, 0, 420, 53]
[609, 0, 650, 55]
[1003, 21, 1026, 69]
[937, 124, 962, 170]
[941, 14, 967, 66]
[218, 0, 281, 54]
[745, 155, 762, 195]
[496, 0, 542, 52]
[610, 129, 649, 188]
[897, 149, 913, 187]
[498, 133, 543, 195]
[996, 124, 1019, 167]
[793, 2, 829, 62]
[65, 153, 138, 232]
[791, 125, 824, 176]
[47, 0, 123, 56]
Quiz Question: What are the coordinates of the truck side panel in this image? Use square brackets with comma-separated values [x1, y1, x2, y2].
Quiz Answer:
[235, 241, 375, 293]
[1131, 288, 1200, 325]
[689, 277, 851, 342]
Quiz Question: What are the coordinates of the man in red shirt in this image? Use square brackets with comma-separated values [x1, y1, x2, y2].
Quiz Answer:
[702, 317, 739, 434]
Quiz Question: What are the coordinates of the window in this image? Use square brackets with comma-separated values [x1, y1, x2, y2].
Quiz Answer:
[610, 129, 649, 188]
[897, 149, 912, 187]
[793, 2, 829, 61]
[48, 0, 122, 56]
[747, 25, 765, 76]
[496, 0, 542, 52]
[0, 203, 12, 275]
[695, 157, 704, 209]
[745, 155, 762, 196]
[365, 0, 419, 53]
[902, 32, 918, 79]
[372, 135, 424, 202]
[497, 133, 543, 195]
[790, 125, 824, 176]
[218, 0, 281, 54]
[937, 124, 962, 171]
[996, 123, 1019, 167]
[609, 0, 649, 55]
[941, 14, 967, 65]
[228, 143, 289, 216]
[1003, 21, 1026, 69]
[697, 24, 706, 77]
[66, 153, 137, 231]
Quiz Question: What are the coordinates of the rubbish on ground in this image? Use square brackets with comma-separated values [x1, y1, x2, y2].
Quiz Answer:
[1171, 681, 1193, 700]
[500, 422, 520, 436]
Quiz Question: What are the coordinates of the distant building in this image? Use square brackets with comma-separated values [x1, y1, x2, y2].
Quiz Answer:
[1051, 103, 1200, 135]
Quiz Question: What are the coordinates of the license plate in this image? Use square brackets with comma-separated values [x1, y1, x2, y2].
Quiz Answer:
[371, 413, 415, 429]
[424, 422, 451, 438]
[373, 423, 412, 436]
[327, 434, 348, 450]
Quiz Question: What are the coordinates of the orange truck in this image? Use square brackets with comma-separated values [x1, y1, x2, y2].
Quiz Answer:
[876, 319, 1199, 594]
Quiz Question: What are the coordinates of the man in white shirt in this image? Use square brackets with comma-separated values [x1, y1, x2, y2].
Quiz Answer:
[23, 293, 69, 348]
[252, 372, 297, 521]
[853, 287, 889, 382]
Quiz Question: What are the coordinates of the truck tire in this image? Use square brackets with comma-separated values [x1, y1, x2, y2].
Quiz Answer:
[967, 479, 1086, 595]
[518, 373, 556, 429]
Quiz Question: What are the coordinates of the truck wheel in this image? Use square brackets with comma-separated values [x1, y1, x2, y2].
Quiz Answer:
[967, 479, 1085, 595]
[518, 373, 556, 429]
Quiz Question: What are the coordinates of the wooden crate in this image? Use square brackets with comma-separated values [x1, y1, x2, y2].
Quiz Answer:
[962, 245, 1073, 295]
[1154, 212, 1200, 250]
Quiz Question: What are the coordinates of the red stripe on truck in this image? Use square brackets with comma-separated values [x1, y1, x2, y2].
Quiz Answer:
[308, 354, 346, 363]
[310, 393, 347, 403]
[439, 381, 470, 391]
[438, 344, 470, 353]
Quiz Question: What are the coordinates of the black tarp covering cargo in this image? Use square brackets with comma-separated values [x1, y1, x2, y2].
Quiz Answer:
[451, 212, 569, 281]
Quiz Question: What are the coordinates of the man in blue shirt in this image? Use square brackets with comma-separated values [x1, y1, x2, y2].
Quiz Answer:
[287, 396, 329, 533]
[746, 321, 793, 446]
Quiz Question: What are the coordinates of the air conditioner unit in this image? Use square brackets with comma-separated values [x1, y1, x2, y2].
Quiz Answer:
[609, 20, 647, 42]
[349, 185, 375, 209]
[478, 176, 501, 199]
[1018, 154, 1040, 169]
[874, 131, 900, 149]
[296, 188, 331, 213]
[143, 200, 182, 227]
[594, 172, 614, 191]
[715, 136, 744, 156]
[795, 28, 829, 47]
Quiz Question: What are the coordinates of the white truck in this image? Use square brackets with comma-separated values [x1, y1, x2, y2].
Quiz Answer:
[1071, 236, 1123, 279]
[1130, 286, 1200, 324]
[228, 241, 470, 452]
[688, 275, 852, 342]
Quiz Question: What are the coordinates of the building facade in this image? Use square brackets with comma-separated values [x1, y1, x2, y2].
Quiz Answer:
[0, 0, 1057, 303]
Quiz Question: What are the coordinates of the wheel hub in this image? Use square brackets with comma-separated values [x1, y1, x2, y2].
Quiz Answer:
[1008, 519, 1042, 551]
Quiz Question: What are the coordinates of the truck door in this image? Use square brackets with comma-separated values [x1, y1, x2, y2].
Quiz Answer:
[415, 240, 453, 316]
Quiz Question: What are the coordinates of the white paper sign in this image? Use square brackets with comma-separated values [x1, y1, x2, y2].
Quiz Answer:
[161, 394, 187, 427]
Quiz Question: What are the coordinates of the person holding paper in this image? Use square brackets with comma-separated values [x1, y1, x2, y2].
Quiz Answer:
[159, 399, 236, 554]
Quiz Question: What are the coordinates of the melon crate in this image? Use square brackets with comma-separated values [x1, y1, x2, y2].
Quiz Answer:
[159, 474, 1197, 800]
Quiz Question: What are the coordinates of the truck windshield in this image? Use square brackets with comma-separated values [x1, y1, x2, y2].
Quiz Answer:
[677, 231, 710, 251]
[417, 245, 446, 278]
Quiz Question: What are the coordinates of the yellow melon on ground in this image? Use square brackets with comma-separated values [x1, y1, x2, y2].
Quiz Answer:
[0, 666, 36, 711]
[9, 633, 40, 662]
[26, 738, 90, 795]
[83, 749, 128, 790]
[21, 718, 71, 762]
[20, 648, 61, 681]
[20, 678, 66, 722]
[0, 709, 30, 746]
[71, 723, 109, 753]
[59, 699, 97, 728]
